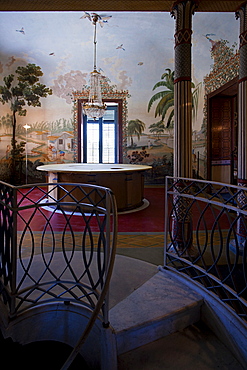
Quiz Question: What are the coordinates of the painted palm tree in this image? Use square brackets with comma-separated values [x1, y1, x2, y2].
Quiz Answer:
[148, 68, 201, 128]
[127, 119, 146, 147]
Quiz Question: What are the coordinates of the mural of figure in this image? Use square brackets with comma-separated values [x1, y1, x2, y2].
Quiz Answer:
[59, 150, 65, 162]
[52, 147, 57, 160]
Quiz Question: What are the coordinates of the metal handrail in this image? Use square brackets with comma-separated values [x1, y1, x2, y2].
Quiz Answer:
[0, 181, 118, 329]
[164, 176, 247, 321]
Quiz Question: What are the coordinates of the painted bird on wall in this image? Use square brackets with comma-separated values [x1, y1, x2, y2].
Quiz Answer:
[203, 33, 220, 51]
[80, 11, 112, 27]
[16, 27, 25, 34]
[116, 44, 125, 51]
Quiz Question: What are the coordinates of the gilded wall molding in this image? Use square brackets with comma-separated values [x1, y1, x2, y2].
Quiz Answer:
[72, 76, 130, 162]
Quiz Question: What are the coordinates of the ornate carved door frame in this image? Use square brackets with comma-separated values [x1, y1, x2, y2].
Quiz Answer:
[72, 78, 130, 163]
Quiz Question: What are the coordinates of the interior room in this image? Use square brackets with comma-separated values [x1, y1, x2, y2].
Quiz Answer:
[0, 3, 239, 184]
[0, 1, 247, 369]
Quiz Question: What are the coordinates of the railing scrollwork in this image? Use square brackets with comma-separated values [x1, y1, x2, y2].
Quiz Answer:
[165, 176, 247, 321]
[0, 181, 117, 326]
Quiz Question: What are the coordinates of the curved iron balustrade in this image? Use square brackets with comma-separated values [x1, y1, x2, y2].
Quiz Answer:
[165, 176, 247, 321]
[0, 181, 117, 330]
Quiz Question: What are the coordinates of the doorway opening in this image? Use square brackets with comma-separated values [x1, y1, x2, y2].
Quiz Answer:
[207, 77, 238, 184]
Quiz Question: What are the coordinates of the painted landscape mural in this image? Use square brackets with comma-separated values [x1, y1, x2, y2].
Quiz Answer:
[0, 11, 239, 183]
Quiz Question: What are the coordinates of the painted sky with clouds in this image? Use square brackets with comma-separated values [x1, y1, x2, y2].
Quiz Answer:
[0, 11, 239, 131]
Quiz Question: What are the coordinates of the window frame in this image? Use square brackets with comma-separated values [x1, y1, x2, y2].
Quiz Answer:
[77, 99, 123, 163]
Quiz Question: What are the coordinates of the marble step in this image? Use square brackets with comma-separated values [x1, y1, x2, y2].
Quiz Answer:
[117, 321, 244, 370]
[109, 269, 203, 355]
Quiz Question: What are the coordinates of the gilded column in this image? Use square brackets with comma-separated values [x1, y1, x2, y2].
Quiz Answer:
[237, 2, 247, 184]
[234, 2, 247, 254]
[172, 0, 197, 178]
[170, 1, 197, 255]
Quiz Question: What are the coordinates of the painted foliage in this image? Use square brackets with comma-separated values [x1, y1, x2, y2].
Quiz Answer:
[0, 11, 239, 183]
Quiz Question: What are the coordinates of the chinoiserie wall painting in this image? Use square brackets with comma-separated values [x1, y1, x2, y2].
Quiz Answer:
[0, 11, 239, 184]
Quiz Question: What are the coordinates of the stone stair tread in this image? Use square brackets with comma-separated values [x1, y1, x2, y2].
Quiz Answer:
[110, 270, 203, 332]
[117, 322, 245, 370]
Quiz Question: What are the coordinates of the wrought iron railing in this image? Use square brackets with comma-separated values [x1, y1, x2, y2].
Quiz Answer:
[0, 181, 117, 328]
[164, 176, 247, 321]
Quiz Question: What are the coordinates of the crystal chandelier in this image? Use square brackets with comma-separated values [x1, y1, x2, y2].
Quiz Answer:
[82, 14, 106, 120]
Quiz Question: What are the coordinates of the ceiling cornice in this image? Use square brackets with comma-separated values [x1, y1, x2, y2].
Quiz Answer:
[0, 1, 245, 13]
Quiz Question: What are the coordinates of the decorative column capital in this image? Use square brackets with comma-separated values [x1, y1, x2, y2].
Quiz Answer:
[239, 30, 247, 48]
[236, 1, 247, 19]
[171, 0, 198, 33]
[171, 0, 197, 83]
[236, 2, 247, 81]
[174, 28, 192, 47]
[236, 2, 247, 50]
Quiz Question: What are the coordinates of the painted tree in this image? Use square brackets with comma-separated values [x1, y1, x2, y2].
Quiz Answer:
[148, 68, 201, 128]
[148, 69, 175, 128]
[148, 120, 166, 140]
[127, 119, 146, 147]
[0, 113, 12, 134]
[0, 63, 52, 183]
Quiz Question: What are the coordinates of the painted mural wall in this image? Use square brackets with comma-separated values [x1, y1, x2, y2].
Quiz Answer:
[0, 11, 239, 183]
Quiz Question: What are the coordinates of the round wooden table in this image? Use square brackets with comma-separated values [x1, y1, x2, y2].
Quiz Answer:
[37, 163, 151, 212]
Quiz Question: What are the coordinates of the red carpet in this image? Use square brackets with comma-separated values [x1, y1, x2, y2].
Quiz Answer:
[16, 186, 231, 234]
[16, 187, 165, 233]
[118, 187, 164, 232]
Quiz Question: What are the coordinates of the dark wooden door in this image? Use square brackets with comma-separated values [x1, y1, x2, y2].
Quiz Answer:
[209, 96, 234, 183]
